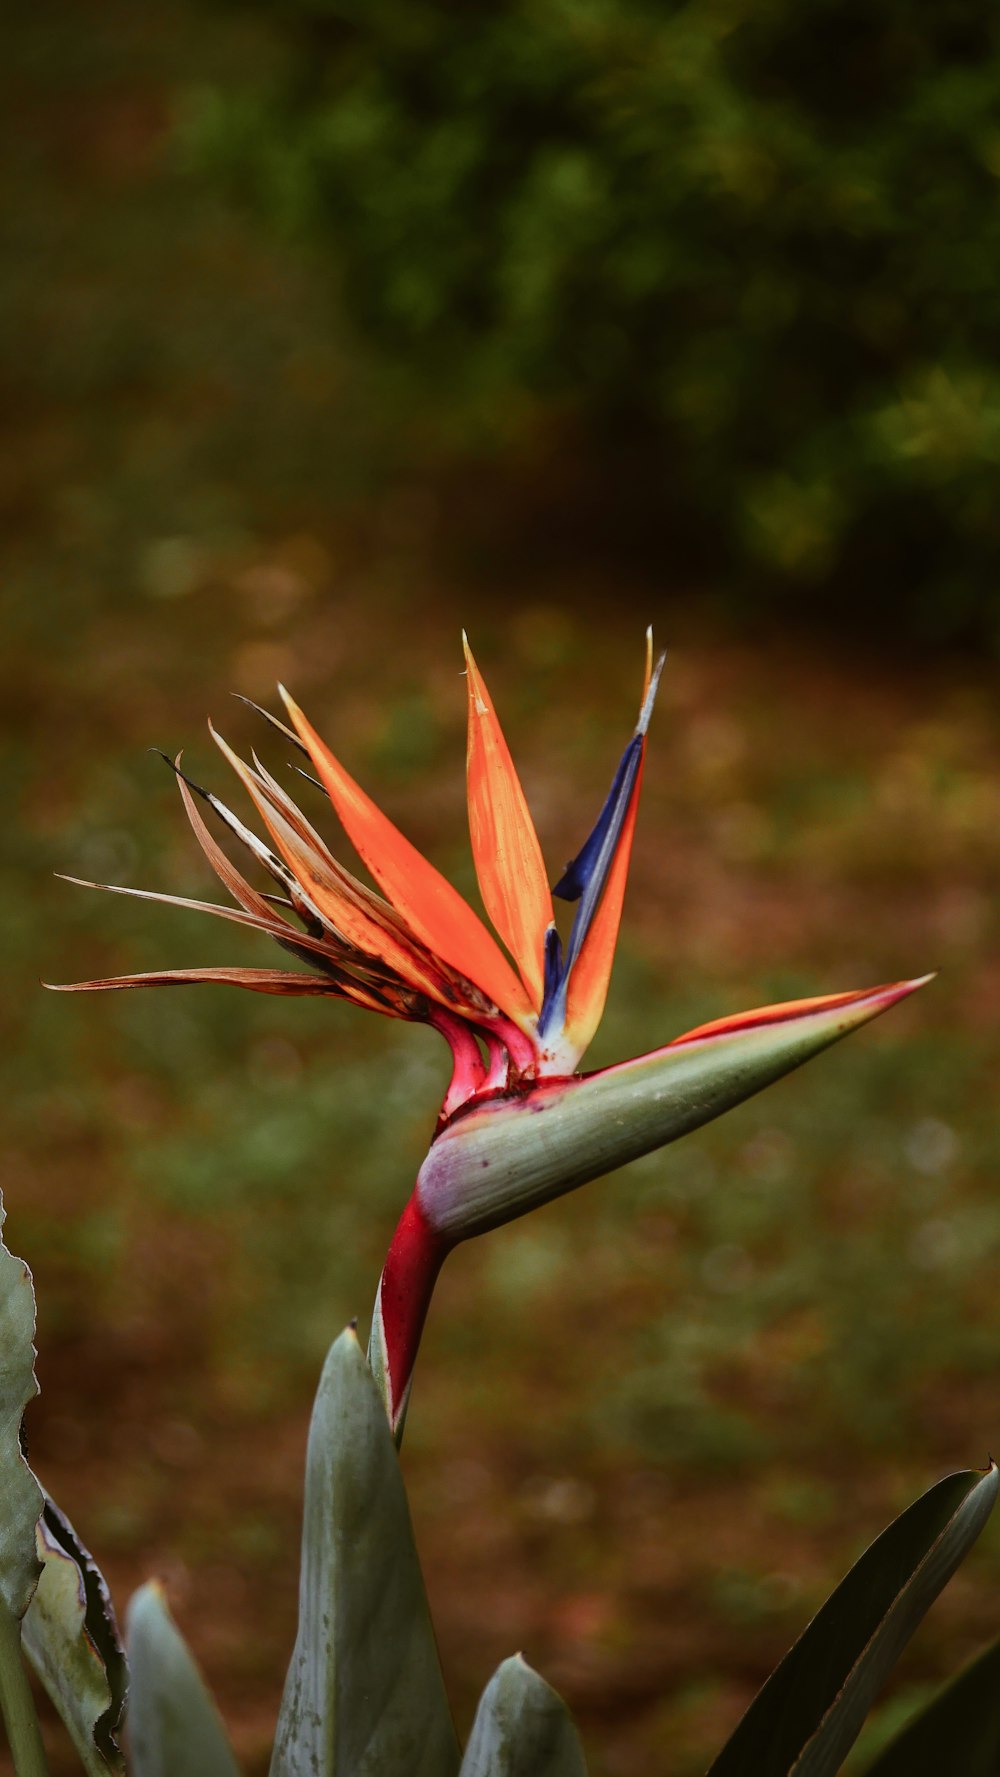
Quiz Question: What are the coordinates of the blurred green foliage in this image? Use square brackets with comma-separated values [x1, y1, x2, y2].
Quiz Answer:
[181, 0, 1000, 645]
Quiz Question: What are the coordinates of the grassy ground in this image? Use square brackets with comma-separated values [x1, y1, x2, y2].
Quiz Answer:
[3, 6, 1000, 1774]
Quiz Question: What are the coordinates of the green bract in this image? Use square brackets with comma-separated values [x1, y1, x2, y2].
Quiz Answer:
[416, 988, 922, 1241]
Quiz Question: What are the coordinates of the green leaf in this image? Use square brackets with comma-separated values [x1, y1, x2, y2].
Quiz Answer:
[0, 1193, 43, 1621]
[269, 1326, 459, 1777]
[459, 1656, 588, 1777]
[21, 1499, 127, 1776]
[707, 1462, 999, 1777]
[125, 1582, 242, 1777]
[862, 1635, 1000, 1776]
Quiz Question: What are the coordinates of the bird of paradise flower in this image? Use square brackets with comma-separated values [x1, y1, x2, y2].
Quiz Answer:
[53, 634, 929, 1436]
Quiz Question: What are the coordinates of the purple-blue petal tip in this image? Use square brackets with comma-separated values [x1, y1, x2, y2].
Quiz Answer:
[541, 651, 665, 1041]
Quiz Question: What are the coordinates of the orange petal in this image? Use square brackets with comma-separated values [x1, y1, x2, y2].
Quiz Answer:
[278, 687, 535, 1027]
[463, 636, 553, 1010]
[562, 746, 644, 1058]
[209, 724, 466, 1012]
[562, 642, 662, 1059]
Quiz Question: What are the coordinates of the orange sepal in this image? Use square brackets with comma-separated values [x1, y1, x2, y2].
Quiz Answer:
[463, 637, 553, 1011]
[278, 687, 536, 1027]
[562, 746, 645, 1061]
[209, 724, 463, 1012]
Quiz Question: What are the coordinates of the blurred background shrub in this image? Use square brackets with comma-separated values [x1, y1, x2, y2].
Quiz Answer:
[181, 0, 1000, 649]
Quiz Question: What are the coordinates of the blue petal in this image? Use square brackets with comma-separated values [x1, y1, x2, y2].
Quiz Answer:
[539, 651, 664, 1042]
[560, 737, 643, 978]
[552, 736, 641, 903]
[542, 923, 564, 1002]
[537, 924, 566, 1038]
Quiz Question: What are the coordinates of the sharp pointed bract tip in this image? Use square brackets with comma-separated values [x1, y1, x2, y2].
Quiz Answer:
[871, 972, 935, 1006]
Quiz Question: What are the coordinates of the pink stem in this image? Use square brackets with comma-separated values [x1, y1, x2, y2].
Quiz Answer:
[427, 1006, 488, 1121]
[482, 1011, 538, 1080]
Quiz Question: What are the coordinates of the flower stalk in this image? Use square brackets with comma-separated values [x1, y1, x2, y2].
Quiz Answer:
[368, 1196, 451, 1438]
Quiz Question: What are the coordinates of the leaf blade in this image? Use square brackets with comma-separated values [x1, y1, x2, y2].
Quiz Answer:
[459, 1656, 588, 1777]
[0, 1193, 43, 1622]
[707, 1463, 999, 1777]
[21, 1499, 126, 1776]
[861, 1635, 1000, 1777]
[269, 1327, 459, 1777]
[126, 1582, 242, 1777]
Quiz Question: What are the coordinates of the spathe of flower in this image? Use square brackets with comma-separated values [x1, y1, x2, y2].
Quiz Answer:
[370, 975, 930, 1435]
[50, 636, 931, 1438]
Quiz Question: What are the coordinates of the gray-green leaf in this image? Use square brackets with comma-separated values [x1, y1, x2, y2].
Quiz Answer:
[21, 1499, 127, 1775]
[863, 1634, 1000, 1776]
[126, 1582, 242, 1777]
[459, 1656, 588, 1777]
[707, 1462, 999, 1777]
[0, 1193, 43, 1621]
[269, 1326, 459, 1777]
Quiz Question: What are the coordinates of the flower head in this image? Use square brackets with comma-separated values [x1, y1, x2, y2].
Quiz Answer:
[53, 635, 930, 1436]
[52, 632, 667, 1101]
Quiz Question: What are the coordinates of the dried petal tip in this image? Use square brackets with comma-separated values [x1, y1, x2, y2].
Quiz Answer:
[232, 693, 308, 756]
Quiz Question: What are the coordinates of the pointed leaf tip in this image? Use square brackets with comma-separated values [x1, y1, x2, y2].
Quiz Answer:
[127, 1583, 241, 1777]
[459, 1654, 587, 1777]
[270, 1324, 458, 1777]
